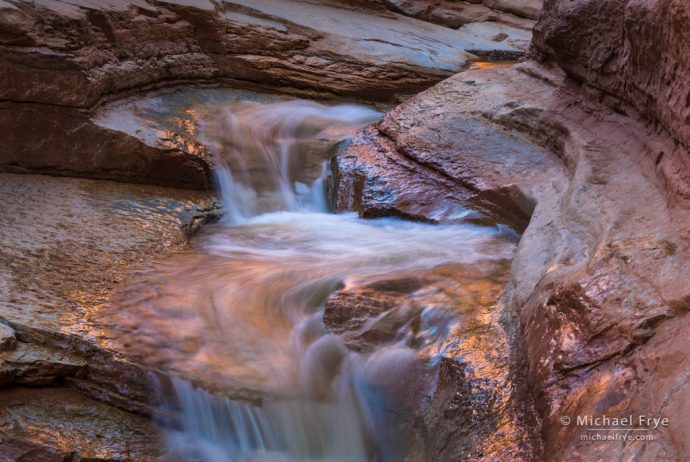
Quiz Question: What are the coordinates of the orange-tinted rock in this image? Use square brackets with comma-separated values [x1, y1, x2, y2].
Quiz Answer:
[323, 266, 538, 460]
[0, 173, 219, 414]
[0, 103, 213, 189]
[330, 88, 558, 228]
[0, 387, 165, 461]
[334, 60, 690, 460]
[0, 0, 530, 187]
[328, 125, 487, 223]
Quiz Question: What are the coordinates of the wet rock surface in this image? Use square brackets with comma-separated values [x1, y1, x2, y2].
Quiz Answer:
[328, 124, 482, 223]
[329, 62, 559, 228]
[0, 173, 217, 335]
[0, 0, 525, 187]
[0, 173, 218, 457]
[1, 0, 688, 460]
[323, 263, 538, 460]
[333, 60, 690, 460]
[0, 387, 165, 461]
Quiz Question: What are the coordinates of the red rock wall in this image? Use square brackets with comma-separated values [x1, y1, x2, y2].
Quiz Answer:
[0, 0, 444, 188]
[532, 0, 690, 148]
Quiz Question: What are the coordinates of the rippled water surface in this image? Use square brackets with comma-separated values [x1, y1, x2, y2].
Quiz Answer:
[107, 100, 517, 461]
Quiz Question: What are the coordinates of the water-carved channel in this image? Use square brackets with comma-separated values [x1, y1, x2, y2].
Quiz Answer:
[99, 97, 530, 461]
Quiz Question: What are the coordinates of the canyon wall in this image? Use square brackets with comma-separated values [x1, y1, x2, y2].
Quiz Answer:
[1, 0, 688, 460]
[533, 0, 690, 149]
[382, 0, 542, 26]
[331, 1, 690, 460]
[1, 0, 528, 188]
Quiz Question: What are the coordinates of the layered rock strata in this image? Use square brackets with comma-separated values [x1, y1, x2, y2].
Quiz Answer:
[383, 0, 540, 28]
[0, 173, 218, 458]
[0, 0, 524, 187]
[532, 0, 690, 151]
[333, 54, 689, 460]
[379, 0, 541, 57]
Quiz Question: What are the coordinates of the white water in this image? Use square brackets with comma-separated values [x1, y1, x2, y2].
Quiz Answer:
[148, 100, 516, 462]
[202, 100, 380, 223]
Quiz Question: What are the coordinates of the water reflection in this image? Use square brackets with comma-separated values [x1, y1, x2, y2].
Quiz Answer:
[107, 99, 518, 461]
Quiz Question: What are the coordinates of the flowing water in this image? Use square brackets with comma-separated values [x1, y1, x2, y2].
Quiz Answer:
[110, 100, 518, 461]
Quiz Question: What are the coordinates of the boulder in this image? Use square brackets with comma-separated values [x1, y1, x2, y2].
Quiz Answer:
[328, 125, 486, 224]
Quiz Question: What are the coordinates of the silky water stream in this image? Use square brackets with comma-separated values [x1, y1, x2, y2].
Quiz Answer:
[110, 99, 519, 461]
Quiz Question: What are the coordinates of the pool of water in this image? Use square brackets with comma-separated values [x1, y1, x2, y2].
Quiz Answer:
[104, 99, 518, 461]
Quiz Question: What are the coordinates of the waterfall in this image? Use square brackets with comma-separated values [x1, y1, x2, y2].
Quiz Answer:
[200, 100, 380, 224]
[142, 98, 517, 462]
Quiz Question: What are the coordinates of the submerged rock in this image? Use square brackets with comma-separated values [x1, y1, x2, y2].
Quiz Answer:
[0, 173, 219, 419]
[323, 264, 538, 460]
[0, 173, 217, 333]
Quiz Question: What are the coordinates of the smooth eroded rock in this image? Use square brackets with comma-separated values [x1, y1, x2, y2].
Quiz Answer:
[0, 0, 531, 187]
[334, 62, 690, 460]
[0, 173, 219, 412]
[532, 0, 690, 148]
[323, 265, 538, 461]
[382, 0, 542, 27]
[330, 66, 560, 229]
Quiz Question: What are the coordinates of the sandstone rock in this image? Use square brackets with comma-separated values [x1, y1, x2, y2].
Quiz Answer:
[0, 173, 219, 408]
[0, 323, 16, 352]
[459, 21, 532, 53]
[337, 61, 690, 460]
[524, 5, 690, 457]
[0, 0, 529, 187]
[0, 387, 165, 461]
[382, 0, 541, 28]
[0, 341, 86, 387]
[329, 125, 486, 223]
[330, 71, 561, 228]
[324, 278, 425, 351]
[532, 0, 690, 149]
[485, 0, 541, 19]
[323, 266, 537, 460]
[0, 173, 217, 330]
[0, 102, 214, 190]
